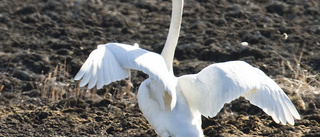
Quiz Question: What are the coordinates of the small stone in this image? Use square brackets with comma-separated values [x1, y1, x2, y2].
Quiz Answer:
[241, 42, 249, 46]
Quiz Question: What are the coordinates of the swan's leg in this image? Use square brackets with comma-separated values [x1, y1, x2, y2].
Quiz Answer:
[126, 70, 134, 99]
[120, 69, 134, 99]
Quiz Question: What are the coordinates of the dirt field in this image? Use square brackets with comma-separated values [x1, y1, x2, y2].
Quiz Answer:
[0, 0, 319, 136]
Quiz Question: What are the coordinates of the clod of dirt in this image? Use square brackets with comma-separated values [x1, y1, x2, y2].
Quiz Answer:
[56, 97, 88, 109]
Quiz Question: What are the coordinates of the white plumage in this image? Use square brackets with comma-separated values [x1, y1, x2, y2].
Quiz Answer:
[74, 43, 177, 110]
[74, 0, 300, 136]
[179, 61, 300, 125]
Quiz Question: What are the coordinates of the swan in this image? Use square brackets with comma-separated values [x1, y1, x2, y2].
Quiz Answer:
[74, 0, 300, 136]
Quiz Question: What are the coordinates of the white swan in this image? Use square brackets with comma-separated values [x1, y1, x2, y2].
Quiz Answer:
[74, 0, 300, 136]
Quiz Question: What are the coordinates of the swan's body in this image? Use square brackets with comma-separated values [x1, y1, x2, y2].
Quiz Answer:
[138, 78, 202, 136]
[74, 0, 300, 136]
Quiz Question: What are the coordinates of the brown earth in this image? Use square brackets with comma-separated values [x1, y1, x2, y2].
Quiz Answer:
[0, 0, 320, 136]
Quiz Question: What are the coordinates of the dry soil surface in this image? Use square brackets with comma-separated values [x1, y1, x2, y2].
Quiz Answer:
[0, 0, 320, 136]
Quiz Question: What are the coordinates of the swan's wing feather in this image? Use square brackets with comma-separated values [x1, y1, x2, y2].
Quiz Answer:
[75, 43, 174, 89]
[74, 43, 177, 109]
[74, 44, 128, 88]
[179, 61, 300, 125]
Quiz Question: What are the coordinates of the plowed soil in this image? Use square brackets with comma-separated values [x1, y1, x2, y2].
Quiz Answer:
[0, 0, 320, 136]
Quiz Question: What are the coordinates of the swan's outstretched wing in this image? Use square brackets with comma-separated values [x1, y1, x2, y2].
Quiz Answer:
[178, 61, 300, 125]
[74, 43, 177, 108]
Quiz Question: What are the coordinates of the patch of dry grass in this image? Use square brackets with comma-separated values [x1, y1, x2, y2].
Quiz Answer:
[36, 58, 123, 104]
[0, 59, 11, 93]
[275, 52, 320, 111]
[36, 58, 88, 102]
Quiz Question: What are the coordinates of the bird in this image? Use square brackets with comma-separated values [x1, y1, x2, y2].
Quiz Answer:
[74, 0, 301, 136]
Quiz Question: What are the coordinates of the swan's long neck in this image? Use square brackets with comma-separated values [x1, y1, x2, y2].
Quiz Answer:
[161, 0, 184, 74]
